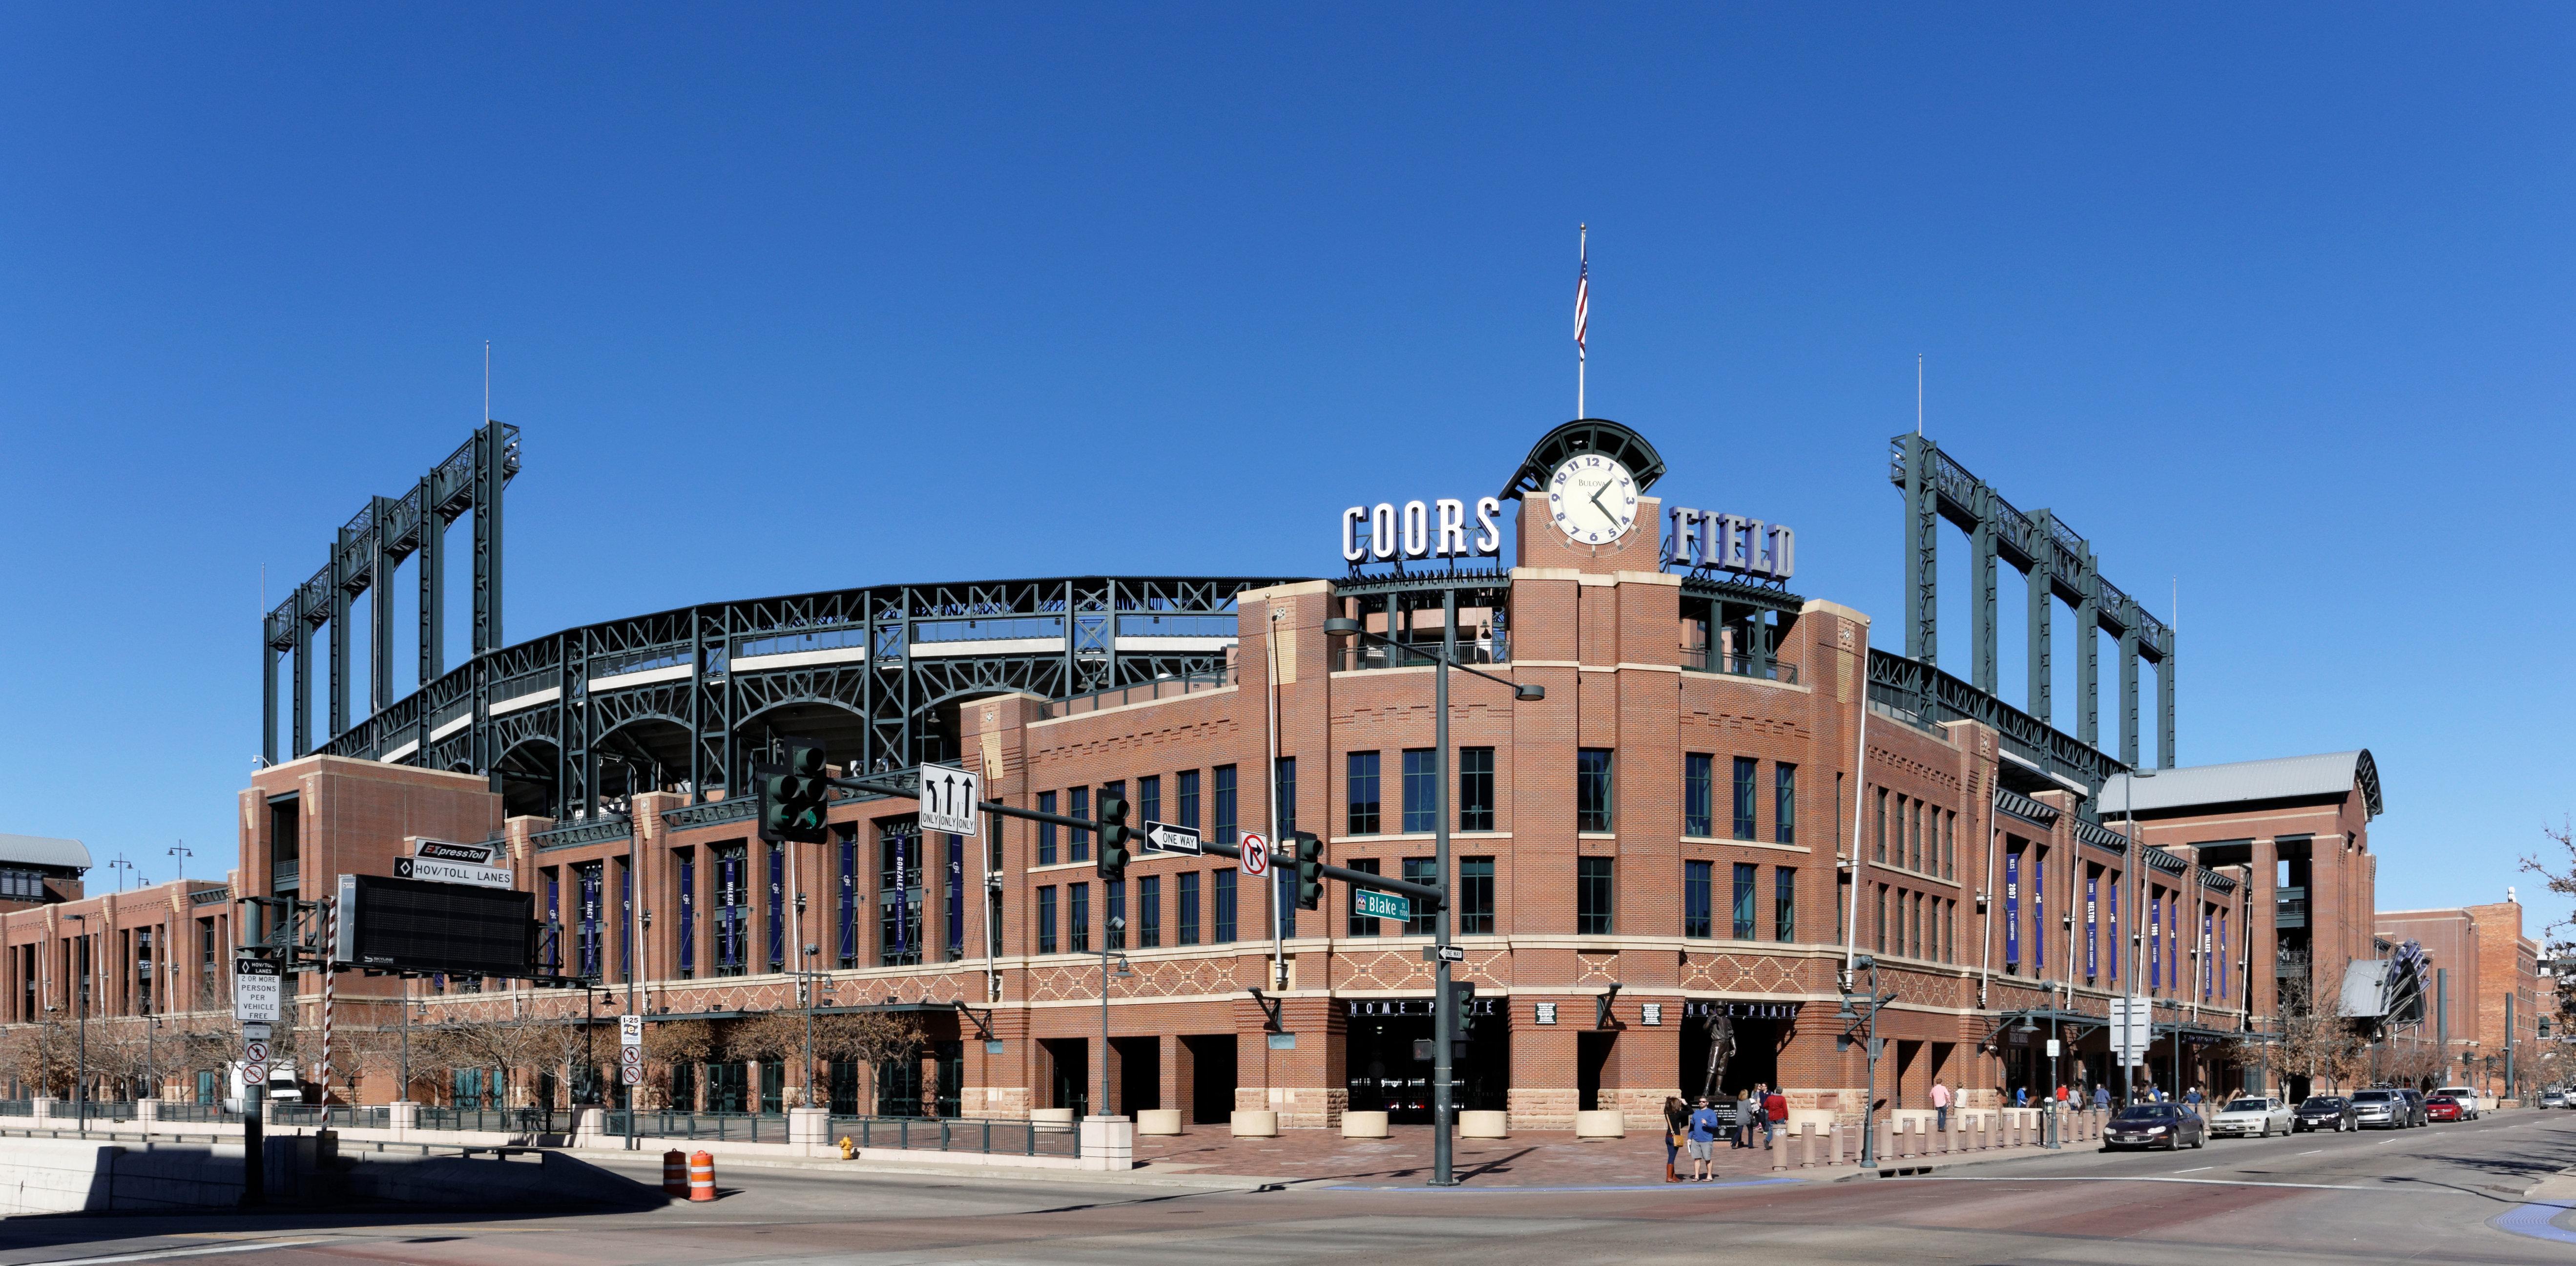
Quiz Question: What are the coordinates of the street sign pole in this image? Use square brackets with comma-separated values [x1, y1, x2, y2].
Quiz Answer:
[1432, 591, 1456, 1188]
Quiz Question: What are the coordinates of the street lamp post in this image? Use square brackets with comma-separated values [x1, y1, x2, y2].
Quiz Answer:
[68, 912, 88, 1130]
[1840, 956, 1890, 1165]
[2118, 767, 2155, 1106]
[1324, 610, 1543, 1190]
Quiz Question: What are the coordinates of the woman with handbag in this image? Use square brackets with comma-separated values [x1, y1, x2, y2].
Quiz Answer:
[1662, 1096, 1690, 1182]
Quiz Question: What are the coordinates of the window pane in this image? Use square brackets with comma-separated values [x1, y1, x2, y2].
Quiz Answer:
[1874, 789, 1887, 861]
[1038, 886, 1058, 954]
[1576, 749, 1614, 833]
[1139, 875, 1162, 948]
[1577, 856, 1614, 934]
[1774, 867, 1796, 942]
[1402, 749, 1436, 833]
[1178, 872, 1200, 946]
[1775, 764, 1797, 845]
[1459, 857, 1496, 935]
[1138, 775, 1162, 830]
[1070, 787, 1091, 862]
[1178, 770, 1200, 831]
[1347, 859, 1380, 936]
[1215, 765, 1238, 844]
[1732, 862, 1757, 940]
[1402, 858, 1436, 935]
[1038, 792, 1058, 865]
[1732, 757, 1757, 840]
[1347, 752, 1381, 835]
[1683, 860, 1712, 938]
[1069, 882, 1089, 953]
[1106, 879, 1125, 951]
[1212, 869, 1237, 943]
[1274, 758, 1297, 838]
[1684, 754, 1712, 838]
[1459, 748, 1496, 832]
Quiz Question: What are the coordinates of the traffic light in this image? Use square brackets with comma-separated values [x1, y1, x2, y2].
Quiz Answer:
[1446, 979, 1477, 1034]
[1096, 794, 1133, 880]
[759, 737, 831, 843]
[1292, 832, 1323, 910]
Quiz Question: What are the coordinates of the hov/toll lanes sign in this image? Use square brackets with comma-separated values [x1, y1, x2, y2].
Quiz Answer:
[918, 764, 980, 836]
[1238, 832, 1269, 877]
[1353, 889, 1411, 922]
[233, 960, 283, 1023]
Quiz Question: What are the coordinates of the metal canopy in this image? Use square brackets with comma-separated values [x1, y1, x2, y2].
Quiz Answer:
[1498, 418, 1668, 502]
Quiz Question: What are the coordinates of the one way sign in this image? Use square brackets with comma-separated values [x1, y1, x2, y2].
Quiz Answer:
[1143, 823, 1202, 855]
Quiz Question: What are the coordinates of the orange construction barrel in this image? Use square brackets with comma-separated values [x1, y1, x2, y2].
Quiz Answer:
[687, 1149, 716, 1202]
[662, 1148, 689, 1196]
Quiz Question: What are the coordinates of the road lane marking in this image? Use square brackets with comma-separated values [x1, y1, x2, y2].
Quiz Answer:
[2173, 1166, 2212, 1173]
[14, 1242, 329, 1266]
[1907, 1176, 2379, 1191]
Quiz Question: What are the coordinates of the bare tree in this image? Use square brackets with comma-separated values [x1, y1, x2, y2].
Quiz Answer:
[639, 1019, 713, 1111]
[812, 1013, 926, 1116]
[0, 1018, 78, 1097]
[2238, 974, 2362, 1093]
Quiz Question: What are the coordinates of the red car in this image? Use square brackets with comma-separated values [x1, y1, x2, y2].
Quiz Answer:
[2425, 1095, 2465, 1122]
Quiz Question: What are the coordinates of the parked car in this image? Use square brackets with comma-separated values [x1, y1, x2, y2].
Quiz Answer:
[2293, 1096, 2357, 1132]
[2425, 1095, 2466, 1122]
[2431, 1085, 2482, 1119]
[2397, 1089, 2431, 1126]
[2350, 1089, 2405, 1129]
[2210, 1095, 2295, 1138]
[2104, 1102, 2206, 1151]
[2541, 1088, 2571, 1109]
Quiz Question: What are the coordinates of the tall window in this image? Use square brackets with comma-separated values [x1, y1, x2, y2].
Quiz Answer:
[880, 825, 921, 966]
[836, 827, 858, 967]
[1402, 858, 1437, 935]
[1212, 869, 1237, 943]
[1775, 764, 1797, 845]
[1138, 875, 1163, 948]
[1273, 758, 1296, 837]
[715, 845, 748, 977]
[1577, 857, 1615, 933]
[1908, 800, 1922, 872]
[1941, 810, 1953, 878]
[677, 850, 696, 978]
[1038, 886, 1059, 954]
[1347, 752, 1381, 834]
[1774, 867, 1797, 942]
[1177, 871, 1201, 946]
[1038, 792, 1059, 865]
[1177, 770, 1200, 831]
[1106, 879, 1125, 950]
[1068, 882, 1090, 953]
[1459, 747, 1495, 831]
[1458, 857, 1495, 935]
[767, 842, 788, 971]
[1684, 860, 1712, 938]
[945, 834, 965, 962]
[1684, 753, 1713, 837]
[1346, 859, 1381, 936]
[1069, 786, 1091, 862]
[1720, 861, 1750, 939]
[1214, 765, 1238, 843]
[1576, 749, 1614, 832]
[1401, 750, 1436, 832]
[1732, 757, 1758, 841]
[1874, 789, 1888, 861]
[1139, 774, 1163, 828]
[1874, 884, 1888, 953]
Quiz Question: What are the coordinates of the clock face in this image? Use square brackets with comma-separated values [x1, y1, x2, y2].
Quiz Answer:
[1547, 453, 1639, 545]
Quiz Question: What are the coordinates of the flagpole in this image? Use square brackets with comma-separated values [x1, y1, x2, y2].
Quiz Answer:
[1576, 224, 1588, 418]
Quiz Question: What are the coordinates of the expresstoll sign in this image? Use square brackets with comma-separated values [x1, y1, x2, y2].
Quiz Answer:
[1340, 497, 1506, 564]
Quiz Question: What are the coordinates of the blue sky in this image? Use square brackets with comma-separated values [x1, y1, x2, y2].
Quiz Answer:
[2, 7, 2570, 935]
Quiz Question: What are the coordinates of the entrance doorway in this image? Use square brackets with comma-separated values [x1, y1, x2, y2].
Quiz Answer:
[1343, 1002, 1510, 1122]
[1577, 1032, 1615, 1112]
[1680, 1011, 1788, 1098]
[1182, 1034, 1235, 1124]
[1041, 1038, 1089, 1117]
[1114, 1036, 1160, 1115]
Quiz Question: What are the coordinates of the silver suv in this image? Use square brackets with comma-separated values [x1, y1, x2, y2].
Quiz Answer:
[2350, 1089, 2407, 1129]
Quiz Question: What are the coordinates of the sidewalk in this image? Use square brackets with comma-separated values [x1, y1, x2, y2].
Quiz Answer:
[1131, 1123, 1967, 1188]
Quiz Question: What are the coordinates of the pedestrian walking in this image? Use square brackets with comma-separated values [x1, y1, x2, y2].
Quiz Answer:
[2013, 1085, 2029, 1108]
[1930, 1079, 1952, 1133]
[1663, 1096, 1689, 1183]
[2093, 1083, 2110, 1116]
[1763, 1085, 1787, 1149]
[1686, 1097, 1723, 1181]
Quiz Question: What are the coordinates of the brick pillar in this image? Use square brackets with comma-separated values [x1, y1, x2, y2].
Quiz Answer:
[2247, 837, 2278, 1027]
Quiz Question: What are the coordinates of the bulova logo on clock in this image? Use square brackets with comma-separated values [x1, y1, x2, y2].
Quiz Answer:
[1547, 453, 1637, 545]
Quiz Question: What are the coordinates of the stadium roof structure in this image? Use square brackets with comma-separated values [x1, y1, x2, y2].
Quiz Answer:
[0, 833, 92, 871]
[2102, 750, 2382, 821]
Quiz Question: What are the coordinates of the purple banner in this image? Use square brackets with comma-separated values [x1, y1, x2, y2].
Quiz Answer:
[2108, 875, 2120, 982]
[2003, 851, 2021, 967]
[2033, 853, 2046, 971]
[2085, 874, 2098, 978]
[2149, 895, 2161, 991]
[2202, 909, 2214, 999]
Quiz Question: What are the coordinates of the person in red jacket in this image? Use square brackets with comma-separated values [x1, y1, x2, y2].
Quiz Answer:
[1762, 1086, 1788, 1148]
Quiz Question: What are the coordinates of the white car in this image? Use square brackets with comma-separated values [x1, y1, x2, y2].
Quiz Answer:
[2209, 1095, 2295, 1138]
[2431, 1086, 2482, 1119]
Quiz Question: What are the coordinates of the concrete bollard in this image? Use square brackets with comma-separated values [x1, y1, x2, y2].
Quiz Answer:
[1797, 1122, 1815, 1169]
[1829, 1121, 1847, 1166]
[1872, 1120, 1892, 1164]
[1770, 1131, 1788, 1171]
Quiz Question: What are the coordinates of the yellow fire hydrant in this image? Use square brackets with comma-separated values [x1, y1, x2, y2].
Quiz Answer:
[836, 1135, 855, 1160]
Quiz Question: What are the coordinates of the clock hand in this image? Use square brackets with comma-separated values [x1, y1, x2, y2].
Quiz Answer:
[1589, 484, 1613, 519]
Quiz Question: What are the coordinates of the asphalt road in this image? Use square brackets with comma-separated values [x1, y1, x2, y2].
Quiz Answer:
[3, 1111, 2572, 1266]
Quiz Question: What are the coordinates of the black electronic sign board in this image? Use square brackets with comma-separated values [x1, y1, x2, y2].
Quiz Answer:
[333, 873, 536, 978]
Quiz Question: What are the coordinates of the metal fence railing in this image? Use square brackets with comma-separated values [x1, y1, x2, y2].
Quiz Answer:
[0, 1100, 31, 1118]
[1680, 645, 1799, 683]
[416, 1106, 544, 1134]
[273, 1104, 393, 1130]
[75, 1101, 139, 1123]
[157, 1103, 243, 1124]
[601, 1111, 787, 1142]
[826, 1115, 1080, 1158]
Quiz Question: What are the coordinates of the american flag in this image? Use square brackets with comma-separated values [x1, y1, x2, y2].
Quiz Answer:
[1573, 231, 1589, 362]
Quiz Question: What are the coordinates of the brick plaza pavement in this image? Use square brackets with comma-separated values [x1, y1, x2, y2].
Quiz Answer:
[1132, 1123, 1813, 1188]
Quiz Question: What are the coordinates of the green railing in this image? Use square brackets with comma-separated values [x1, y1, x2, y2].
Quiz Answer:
[417, 1106, 544, 1133]
[827, 1115, 1079, 1158]
[602, 1110, 786, 1142]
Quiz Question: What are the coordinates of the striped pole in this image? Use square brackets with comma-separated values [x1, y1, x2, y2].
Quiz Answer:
[318, 899, 336, 1100]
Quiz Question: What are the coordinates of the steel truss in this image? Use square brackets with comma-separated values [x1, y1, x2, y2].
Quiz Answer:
[1890, 434, 2176, 769]
[262, 422, 519, 765]
[308, 574, 1296, 821]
